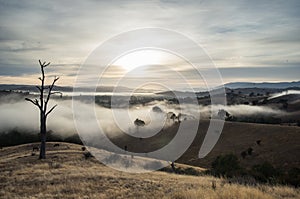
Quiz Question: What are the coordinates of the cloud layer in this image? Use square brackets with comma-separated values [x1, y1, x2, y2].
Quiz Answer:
[0, 0, 299, 88]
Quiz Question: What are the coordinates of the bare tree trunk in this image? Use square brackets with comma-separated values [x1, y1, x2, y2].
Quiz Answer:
[39, 116, 46, 159]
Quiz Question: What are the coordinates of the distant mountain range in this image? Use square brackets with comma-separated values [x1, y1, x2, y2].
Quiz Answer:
[0, 84, 152, 93]
[224, 81, 300, 89]
[1, 81, 300, 93]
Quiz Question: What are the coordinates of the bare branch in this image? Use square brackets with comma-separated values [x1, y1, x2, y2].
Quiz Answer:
[39, 59, 50, 68]
[25, 98, 40, 108]
[35, 86, 41, 92]
[53, 76, 59, 82]
[44, 62, 51, 67]
[46, 104, 57, 116]
[44, 76, 60, 110]
[34, 99, 39, 106]
[38, 60, 46, 112]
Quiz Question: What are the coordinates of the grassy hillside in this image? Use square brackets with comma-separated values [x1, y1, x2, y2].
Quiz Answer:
[1, 142, 299, 199]
[109, 120, 300, 170]
[2, 120, 299, 171]
[182, 121, 300, 170]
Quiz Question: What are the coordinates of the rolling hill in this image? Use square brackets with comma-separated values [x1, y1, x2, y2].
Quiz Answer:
[109, 120, 300, 170]
[0, 142, 299, 199]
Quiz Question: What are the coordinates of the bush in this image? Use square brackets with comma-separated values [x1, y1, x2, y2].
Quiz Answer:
[211, 154, 242, 177]
[241, 151, 247, 159]
[247, 147, 253, 155]
[251, 162, 281, 184]
[83, 152, 93, 159]
[285, 167, 300, 187]
[209, 154, 299, 187]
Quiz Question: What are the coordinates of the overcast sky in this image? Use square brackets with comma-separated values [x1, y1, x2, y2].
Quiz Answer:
[0, 0, 299, 90]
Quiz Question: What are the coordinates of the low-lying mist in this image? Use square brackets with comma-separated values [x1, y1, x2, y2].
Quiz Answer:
[0, 96, 286, 139]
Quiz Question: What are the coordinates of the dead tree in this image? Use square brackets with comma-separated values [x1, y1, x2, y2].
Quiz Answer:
[25, 60, 61, 159]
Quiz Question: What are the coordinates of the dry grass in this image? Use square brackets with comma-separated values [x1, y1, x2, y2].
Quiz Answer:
[0, 142, 299, 199]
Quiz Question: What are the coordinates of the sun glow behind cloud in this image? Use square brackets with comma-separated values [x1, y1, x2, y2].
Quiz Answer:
[103, 49, 209, 90]
[113, 50, 165, 71]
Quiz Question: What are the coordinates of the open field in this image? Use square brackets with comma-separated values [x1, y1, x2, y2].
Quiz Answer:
[0, 142, 299, 199]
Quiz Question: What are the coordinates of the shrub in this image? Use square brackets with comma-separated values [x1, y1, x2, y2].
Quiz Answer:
[247, 147, 253, 155]
[251, 162, 281, 183]
[83, 152, 93, 159]
[241, 151, 247, 159]
[285, 167, 300, 187]
[209, 154, 298, 187]
[211, 154, 242, 177]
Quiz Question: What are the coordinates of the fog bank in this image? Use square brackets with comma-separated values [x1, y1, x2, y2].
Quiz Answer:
[0, 97, 286, 138]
